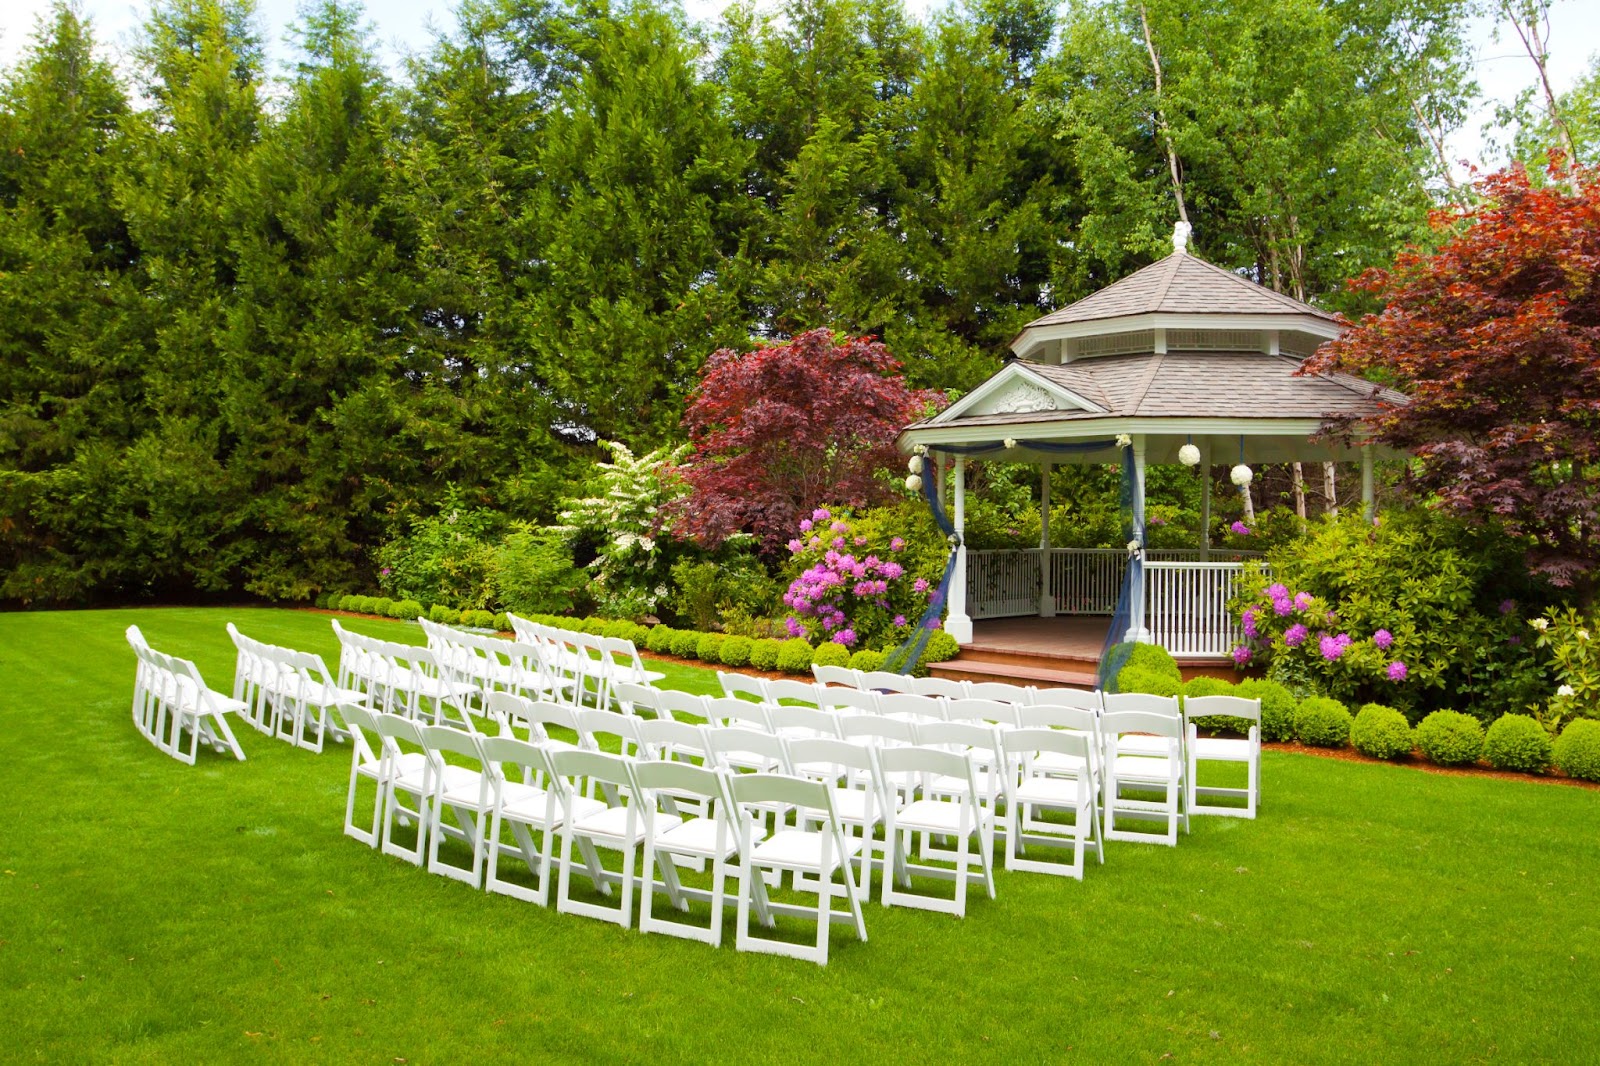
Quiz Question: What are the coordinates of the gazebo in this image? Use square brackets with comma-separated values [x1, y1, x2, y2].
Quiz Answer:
[897, 225, 1406, 682]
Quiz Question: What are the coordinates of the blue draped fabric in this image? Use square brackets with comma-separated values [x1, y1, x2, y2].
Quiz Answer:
[1097, 443, 1142, 690]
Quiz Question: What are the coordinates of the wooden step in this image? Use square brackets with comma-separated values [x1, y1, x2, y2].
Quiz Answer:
[928, 657, 1098, 689]
[953, 643, 1103, 670]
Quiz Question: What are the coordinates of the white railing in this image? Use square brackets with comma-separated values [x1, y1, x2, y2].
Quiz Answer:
[1142, 561, 1252, 659]
[966, 550, 1042, 619]
[1050, 549, 1125, 615]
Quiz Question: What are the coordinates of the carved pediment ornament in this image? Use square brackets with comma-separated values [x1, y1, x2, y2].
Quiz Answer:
[988, 380, 1058, 415]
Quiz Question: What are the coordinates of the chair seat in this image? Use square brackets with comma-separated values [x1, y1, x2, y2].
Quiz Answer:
[1193, 736, 1253, 761]
[305, 685, 368, 708]
[1034, 750, 1091, 775]
[440, 774, 492, 808]
[926, 773, 1002, 800]
[357, 751, 428, 782]
[1118, 734, 1172, 756]
[1014, 776, 1087, 807]
[655, 817, 737, 859]
[573, 805, 672, 845]
[829, 788, 880, 824]
[895, 798, 977, 835]
[1112, 754, 1181, 782]
[750, 828, 862, 872]
[502, 791, 604, 828]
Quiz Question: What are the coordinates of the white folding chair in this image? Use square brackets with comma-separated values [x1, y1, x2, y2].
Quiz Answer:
[730, 773, 868, 965]
[718, 671, 768, 702]
[575, 707, 643, 760]
[480, 737, 601, 906]
[419, 724, 493, 887]
[878, 744, 996, 917]
[549, 749, 660, 927]
[876, 692, 946, 723]
[811, 664, 861, 688]
[1003, 728, 1102, 879]
[816, 686, 879, 716]
[338, 703, 422, 848]
[1184, 694, 1261, 819]
[635, 760, 740, 946]
[1103, 691, 1183, 756]
[859, 670, 915, 694]
[706, 695, 770, 732]
[371, 714, 440, 866]
[1101, 709, 1188, 846]
[943, 697, 1020, 727]
[764, 678, 820, 706]
[767, 704, 843, 741]
[910, 676, 967, 699]
[613, 680, 661, 717]
[966, 680, 1029, 703]
[1018, 703, 1103, 801]
[786, 737, 883, 900]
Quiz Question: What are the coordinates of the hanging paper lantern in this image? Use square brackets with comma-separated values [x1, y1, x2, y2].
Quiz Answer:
[905, 474, 923, 492]
[1178, 443, 1201, 467]
[1003, 438, 1018, 450]
[1230, 463, 1253, 487]
[907, 454, 924, 474]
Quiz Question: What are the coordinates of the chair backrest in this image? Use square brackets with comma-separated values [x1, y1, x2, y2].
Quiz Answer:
[944, 697, 1019, 727]
[1184, 694, 1261, 725]
[505, 612, 538, 644]
[1102, 691, 1180, 717]
[838, 713, 918, 747]
[786, 736, 876, 778]
[876, 692, 946, 722]
[599, 636, 650, 684]
[910, 676, 967, 699]
[915, 719, 1002, 756]
[767, 704, 842, 739]
[966, 680, 1029, 703]
[337, 702, 384, 764]
[636, 718, 709, 763]
[859, 670, 915, 694]
[816, 686, 878, 715]
[876, 743, 975, 782]
[478, 734, 555, 787]
[1004, 726, 1092, 763]
[811, 664, 861, 688]
[1028, 686, 1102, 712]
[517, 699, 581, 744]
[706, 696, 770, 731]
[614, 681, 660, 714]
[632, 759, 728, 807]
[1019, 702, 1099, 734]
[372, 711, 427, 749]
[486, 690, 536, 733]
[550, 747, 637, 793]
[656, 689, 712, 725]
[419, 722, 484, 766]
[703, 726, 791, 773]
[764, 678, 820, 706]
[576, 708, 640, 751]
[728, 771, 834, 813]
[1101, 709, 1182, 741]
[718, 672, 768, 702]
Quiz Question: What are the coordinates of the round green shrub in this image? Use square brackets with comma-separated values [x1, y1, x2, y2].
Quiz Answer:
[463, 609, 495, 629]
[669, 630, 703, 659]
[696, 632, 727, 662]
[921, 630, 960, 663]
[1554, 719, 1600, 782]
[645, 625, 678, 654]
[328, 594, 348, 611]
[621, 621, 652, 645]
[749, 638, 782, 671]
[314, 592, 332, 609]
[775, 638, 815, 674]
[1295, 696, 1353, 748]
[719, 636, 753, 668]
[1483, 713, 1553, 774]
[427, 604, 454, 624]
[581, 617, 609, 636]
[1351, 703, 1413, 760]
[1235, 678, 1297, 742]
[1416, 710, 1484, 767]
[342, 595, 366, 614]
[601, 619, 632, 640]
[372, 597, 395, 618]
[1183, 676, 1234, 698]
[848, 648, 885, 673]
[491, 611, 510, 631]
[813, 642, 851, 669]
[393, 599, 424, 620]
[1117, 665, 1181, 698]
[1115, 641, 1182, 681]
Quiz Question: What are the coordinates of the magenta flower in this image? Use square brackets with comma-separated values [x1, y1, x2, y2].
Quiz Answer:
[1294, 592, 1314, 612]
[799, 519, 813, 532]
[1231, 521, 1251, 536]
[1319, 635, 1344, 661]
[1335, 632, 1352, 648]
[1387, 660, 1408, 681]
[1272, 595, 1293, 617]
[1373, 628, 1393, 650]
[1241, 607, 1259, 639]
[1232, 645, 1252, 665]
[787, 538, 803, 553]
[1499, 599, 1516, 615]
[832, 537, 845, 550]
[833, 628, 858, 647]
[854, 535, 867, 546]
[784, 617, 804, 638]
[1266, 583, 1288, 599]
[890, 537, 906, 552]
[830, 520, 848, 533]
[812, 508, 830, 522]
[1284, 623, 1308, 647]
[380, 567, 391, 576]
[893, 614, 907, 627]
[882, 562, 904, 580]
[913, 578, 929, 593]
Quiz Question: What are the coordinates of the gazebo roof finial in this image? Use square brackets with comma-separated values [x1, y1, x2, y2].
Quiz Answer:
[1172, 220, 1192, 256]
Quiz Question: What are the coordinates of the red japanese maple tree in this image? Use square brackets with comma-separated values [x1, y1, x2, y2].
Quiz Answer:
[1305, 162, 1600, 591]
[674, 329, 947, 554]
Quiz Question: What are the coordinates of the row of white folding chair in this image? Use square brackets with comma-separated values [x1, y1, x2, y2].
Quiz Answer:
[506, 613, 664, 708]
[813, 663, 1104, 708]
[339, 702, 865, 964]
[227, 623, 364, 753]
[331, 621, 478, 729]
[420, 618, 572, 706]
[126, 625, 248, 764]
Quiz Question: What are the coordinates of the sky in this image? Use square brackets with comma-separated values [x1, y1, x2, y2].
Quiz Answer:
[0, 0, 1595, 178]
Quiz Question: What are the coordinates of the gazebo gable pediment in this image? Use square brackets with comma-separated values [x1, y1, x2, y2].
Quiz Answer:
[930, 362, 1105, 425]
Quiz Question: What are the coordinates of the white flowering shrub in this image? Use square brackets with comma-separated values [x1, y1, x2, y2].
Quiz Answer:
[558, 440, 691, 617]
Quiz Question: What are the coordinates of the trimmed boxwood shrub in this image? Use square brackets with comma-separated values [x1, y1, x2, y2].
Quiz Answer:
[749, 638, 782, 671]
[848, 649, 885, 673]
[1416, 710, 1484, 767]
[1235, 678, 1297, 742]
[719, 636, 753, 668]
[491, 612, 510, 632]
[1351, 704, 1413, 760]
[1295, 696, 1353, 748]
[645, 625, 677, 654]
[372, 597, 395, 618]
[1118, 666, 1181, 698]
[921, 631, 960, 663]
[342, 595, 367, 614]
[1554, 719, 1600, 781]
[813, 642, 852, 669]
[696, 632, 726, 662]
[393, 599, 424, 620]
[426, 604, 452, 624]
[463, 609, 495, 629]
[669, 630, 703, 659]
[580, 617, 609, 636]
[1483, 713, 1553, 774]
[1115, 641, 1182, 682]
[776, 638, 815, 674]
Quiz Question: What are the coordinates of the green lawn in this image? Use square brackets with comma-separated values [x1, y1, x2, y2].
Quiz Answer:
[2, 607, 1596, 1063]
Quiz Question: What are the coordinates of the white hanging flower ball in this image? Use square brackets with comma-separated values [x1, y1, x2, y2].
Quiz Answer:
[1115, 433, 1132, 448]
[913, 444, 929, 456]
[1003, 437, 1018, 450]
[905, 474, 923, 493]
[1178, 443, 1201, 467]
[907, 454, 924, 474]
[1125, 538, 1142, 556]
[1230, 463, 1253, 487]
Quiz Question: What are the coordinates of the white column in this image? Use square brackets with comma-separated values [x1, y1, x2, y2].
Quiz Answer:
[946, 456, 973, 644]
[1126, 436, 1152, 643]
[1199, 441, 1212, 562]
[1361, 444, 1375, 522]
[1038, 462, 1055, 618]
[935, 452, 947, 513]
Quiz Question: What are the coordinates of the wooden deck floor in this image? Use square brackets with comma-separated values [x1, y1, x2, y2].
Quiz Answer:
[967, 616, 1110, 660]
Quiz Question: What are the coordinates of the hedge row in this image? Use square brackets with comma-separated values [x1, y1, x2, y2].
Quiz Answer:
[1115, 659, 1600, 781]
[313, 593, 963, 678]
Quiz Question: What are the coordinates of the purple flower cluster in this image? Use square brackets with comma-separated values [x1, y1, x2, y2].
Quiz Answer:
[1241, 607, 1259, 639]
[1232, 645, 1252, 665]
[1231, 520, 1251, 536]
[1386, 660, 1408, 681]
[1284, 623, 1309, 647]
[782, 508, 933, 646]
[1319, 633, 1352, 661]
[1373, 628, 1393, 650]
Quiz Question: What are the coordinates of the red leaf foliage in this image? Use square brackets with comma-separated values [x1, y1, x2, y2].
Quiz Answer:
[1305, 163, 1600, 589]
[672, 329, 947, 554]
